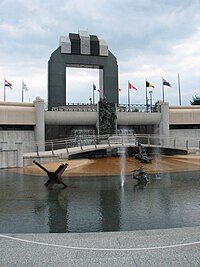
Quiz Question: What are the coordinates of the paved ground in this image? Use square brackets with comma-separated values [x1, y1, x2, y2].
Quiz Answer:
[0, 226, 200, 266]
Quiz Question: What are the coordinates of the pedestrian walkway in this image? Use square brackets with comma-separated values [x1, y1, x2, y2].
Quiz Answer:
[0, 226, 200, 266]
[23, 143, 131, 166]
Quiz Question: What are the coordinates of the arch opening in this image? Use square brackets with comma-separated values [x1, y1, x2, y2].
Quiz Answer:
[48, 31, 118, 110]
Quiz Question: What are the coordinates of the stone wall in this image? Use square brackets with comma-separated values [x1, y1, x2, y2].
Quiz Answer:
[170, 129, 200, 150]
[0, 131, 35, 152]
[0, 143, 23, 168]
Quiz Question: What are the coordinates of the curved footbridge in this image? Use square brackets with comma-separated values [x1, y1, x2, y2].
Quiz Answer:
[23, 134, 188, 166]
[24, 135, 136, 166]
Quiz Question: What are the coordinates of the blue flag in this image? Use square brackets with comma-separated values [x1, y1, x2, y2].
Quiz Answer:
[163, 78, 171, 87]
[93, 83, 96, 90]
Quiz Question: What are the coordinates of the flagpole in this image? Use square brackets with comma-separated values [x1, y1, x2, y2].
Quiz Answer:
[93, 83, 95, 104]
[178, 73, 181, 106]
[128, 81, 130, 111]
[145, 79, 148, 112]
[149, 90, 153, 112]
[162, 77, 165, 102]
[4, 78, 6, 102]
[22, 81, 24, 103]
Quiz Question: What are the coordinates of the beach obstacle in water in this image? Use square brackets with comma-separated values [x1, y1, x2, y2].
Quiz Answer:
[33, 160, 68, 189]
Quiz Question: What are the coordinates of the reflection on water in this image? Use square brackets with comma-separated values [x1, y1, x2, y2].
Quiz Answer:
[100, 189, 121, 232]
[47, 189, 68, 233]
[119, 147, 126, 187]
[0, 170, 200, 233]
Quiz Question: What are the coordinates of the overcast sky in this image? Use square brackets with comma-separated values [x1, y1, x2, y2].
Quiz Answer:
[0, 0, 200, 106]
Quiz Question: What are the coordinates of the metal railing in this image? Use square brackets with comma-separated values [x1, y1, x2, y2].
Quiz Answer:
[51, 103, 97, 112]
[22, 133, 200, 157]
[135, 134, 200, 153]
[117, 104, 157, 112]
[46, 103, 158, 113]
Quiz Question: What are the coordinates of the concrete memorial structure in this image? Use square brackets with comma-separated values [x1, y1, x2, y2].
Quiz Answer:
[48, 31, 119, 110]
[0, 31, 200, 168]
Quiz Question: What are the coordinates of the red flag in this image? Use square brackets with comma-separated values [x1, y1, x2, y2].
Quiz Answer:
[4, 79, 12, 89]
[128, 82, 138, 90]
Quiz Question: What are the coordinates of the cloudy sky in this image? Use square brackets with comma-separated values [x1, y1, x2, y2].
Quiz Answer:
[0, 0, 200, 106]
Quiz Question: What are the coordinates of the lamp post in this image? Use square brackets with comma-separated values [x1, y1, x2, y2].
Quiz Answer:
[149, 90, 153, 112]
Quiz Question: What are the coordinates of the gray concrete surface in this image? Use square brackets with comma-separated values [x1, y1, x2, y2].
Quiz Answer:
[0, 226, 200, 266]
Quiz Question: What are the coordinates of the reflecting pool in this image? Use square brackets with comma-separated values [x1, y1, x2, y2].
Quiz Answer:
[0, 169, 200, 233]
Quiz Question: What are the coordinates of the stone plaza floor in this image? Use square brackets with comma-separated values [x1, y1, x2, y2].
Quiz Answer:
[1, 226, 200, 266]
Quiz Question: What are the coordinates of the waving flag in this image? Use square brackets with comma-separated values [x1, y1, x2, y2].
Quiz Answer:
[162, 77, 172, 102]
[163, 78, 171, 87]
[4, 79, 12, 89]
[128, 82, 138, 91]
[4, 78, 12, 101]
[93, 83, 96, 90]
[146, 81, 155, 88]
[22, 80, 28, 91]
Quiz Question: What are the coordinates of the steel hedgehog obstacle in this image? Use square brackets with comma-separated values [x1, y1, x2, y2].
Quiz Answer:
[33, 160, 68, 189]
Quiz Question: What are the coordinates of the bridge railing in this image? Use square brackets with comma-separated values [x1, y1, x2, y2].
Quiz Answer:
[22, 133, 200, 157]
[135, 134, 200, 153]
[28, 134, 137, 156]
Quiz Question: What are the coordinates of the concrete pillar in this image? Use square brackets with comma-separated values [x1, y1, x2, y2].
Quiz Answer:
[99, 69, 103, 99]
[158, 101, 169, 146]
[96, 102, 100, 136]
[34, 96, 45, 152]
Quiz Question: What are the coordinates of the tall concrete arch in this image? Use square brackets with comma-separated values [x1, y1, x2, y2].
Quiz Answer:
[48, 31, 118, 110]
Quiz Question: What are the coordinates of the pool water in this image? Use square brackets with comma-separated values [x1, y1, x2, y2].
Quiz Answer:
[0, 170, 200, 233]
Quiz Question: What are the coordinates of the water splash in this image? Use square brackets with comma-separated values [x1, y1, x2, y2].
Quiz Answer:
[153, 146, 162, 180]
[120, 146, 126, 187]
[155, 173, 161, 180]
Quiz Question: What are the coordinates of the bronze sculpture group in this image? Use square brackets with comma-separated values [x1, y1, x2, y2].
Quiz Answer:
[134, 142, 152, 163]
[131, 166, 149, 184]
